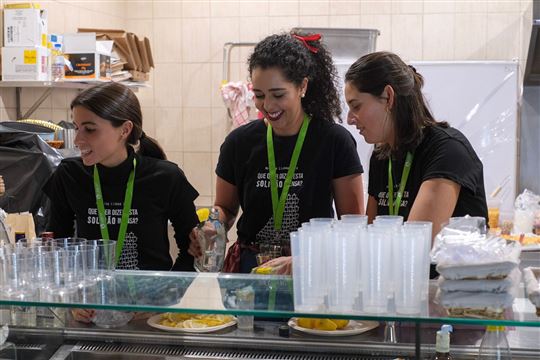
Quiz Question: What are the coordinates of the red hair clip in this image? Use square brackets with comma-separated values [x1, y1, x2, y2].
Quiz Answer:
[292, 33, 321, 54]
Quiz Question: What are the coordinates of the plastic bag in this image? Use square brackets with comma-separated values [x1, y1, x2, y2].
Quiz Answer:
[431, 219, 521, 280]
[438, 268, 521, 293]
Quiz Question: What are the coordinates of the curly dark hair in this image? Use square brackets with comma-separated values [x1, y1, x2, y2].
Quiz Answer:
[248, 31, 342, 124]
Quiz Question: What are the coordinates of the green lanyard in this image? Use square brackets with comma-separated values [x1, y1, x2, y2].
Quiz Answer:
[387, 151, 414, 216]
[93, 158, 137, 265]
[266, 114, 310, 231]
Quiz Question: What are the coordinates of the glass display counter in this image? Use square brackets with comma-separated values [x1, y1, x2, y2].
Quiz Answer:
[0, 270, 539, 360]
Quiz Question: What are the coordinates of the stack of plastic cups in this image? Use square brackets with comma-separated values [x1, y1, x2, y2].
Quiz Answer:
[309, 218, 334, 309]
[393, 226, 430, 315]
[404, 221, 432, 302]
[339, 214, 368, 312]
[328, 220, 364, 314]
[361, 225, 393, 314]
[373, 216, 403, 296]
[290, 231, 303, 309]
[292, 220, 329, 312]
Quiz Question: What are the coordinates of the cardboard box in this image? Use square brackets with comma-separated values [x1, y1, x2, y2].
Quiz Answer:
[1, 46, 49, 81]
[77, 28, 154, 74]
[63, 33, 111, 81]
[4, 5, 47, 47]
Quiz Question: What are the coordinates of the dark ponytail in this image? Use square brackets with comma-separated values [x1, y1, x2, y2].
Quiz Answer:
[71, 82, 167, 160]
[248, 31, 342, 123]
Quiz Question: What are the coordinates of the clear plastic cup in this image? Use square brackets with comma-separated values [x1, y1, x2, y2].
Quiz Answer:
[293, 226, 326, 312]
[404, 221, 432, 301]
[361, 226, 392, 314]
[374, 215, 404, 225]
[51, 237, 87, 249]
[235, 286, 255, 331]
[393, 227, 429, 315]
[328, 223, 359, 313]
[340, 214, 368, 227]
[84, 239, 117, 279]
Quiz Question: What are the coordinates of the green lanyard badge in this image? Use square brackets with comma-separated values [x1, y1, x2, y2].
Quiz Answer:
[387, 151, 414, 216]
[93, 158, 137, 265]
[266, 114, 310, 231]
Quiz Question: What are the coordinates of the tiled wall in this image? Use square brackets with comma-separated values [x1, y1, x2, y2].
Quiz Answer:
[0, 0, 533, 208]
[0, 0, 126, 131]
[126, 0, 533, 207]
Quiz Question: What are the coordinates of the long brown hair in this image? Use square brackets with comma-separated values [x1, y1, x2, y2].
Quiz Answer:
[71, 82, 166, 160]
[345, 51, 447, 158]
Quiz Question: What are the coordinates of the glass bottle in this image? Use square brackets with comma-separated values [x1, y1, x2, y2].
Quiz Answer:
[432, 324, 453, 360]
[477, 326, 512, 360]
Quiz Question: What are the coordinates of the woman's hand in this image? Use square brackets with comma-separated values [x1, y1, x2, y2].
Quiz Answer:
[258, 256, 292, 275]
[71, 308, 95, 323]
[188, 227, 202, 258]
[188, 222, 219, 258]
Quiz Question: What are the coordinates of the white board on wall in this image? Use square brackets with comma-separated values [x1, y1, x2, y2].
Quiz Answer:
[337, 61, 519, 213]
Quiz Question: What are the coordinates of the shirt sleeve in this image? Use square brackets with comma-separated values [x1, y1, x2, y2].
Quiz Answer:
[168, 166, 199, 271]
[332, 126, 364, 179]
[41, 162, 76, 237]
[215, 131, 237, 185]
[421, 137, 481, 194]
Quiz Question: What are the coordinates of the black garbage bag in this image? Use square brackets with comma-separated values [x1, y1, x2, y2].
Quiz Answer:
[0, 124, 62, 233]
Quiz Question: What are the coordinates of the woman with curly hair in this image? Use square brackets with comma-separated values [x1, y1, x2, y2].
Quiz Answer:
[189, 32, 365, 274]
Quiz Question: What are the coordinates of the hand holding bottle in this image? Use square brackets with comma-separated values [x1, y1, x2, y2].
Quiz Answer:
[193, 208, 227, 272]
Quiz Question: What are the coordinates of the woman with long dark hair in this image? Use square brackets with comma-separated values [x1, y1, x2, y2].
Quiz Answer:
[190, 32, 365, 274]
[44, 82, 199, 272]
[344, 51, 487, 239]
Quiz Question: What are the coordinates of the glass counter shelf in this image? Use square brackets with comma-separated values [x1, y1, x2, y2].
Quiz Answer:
[0, 270, 538, 328]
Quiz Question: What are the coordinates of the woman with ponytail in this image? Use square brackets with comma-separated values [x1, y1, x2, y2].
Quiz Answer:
[344, 51, 487, 246]
[44, 82, 199, 273]
[189, 31, 365, 274]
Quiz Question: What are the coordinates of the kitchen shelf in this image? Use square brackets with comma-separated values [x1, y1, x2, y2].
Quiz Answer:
[1, 270, 538, 328]
[0, 80, 144, 120]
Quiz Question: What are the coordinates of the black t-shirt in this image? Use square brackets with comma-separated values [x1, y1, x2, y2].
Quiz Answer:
[216, 119, 363, 247]
[43, 150, 199, 271]
[368, 125, 488, 220]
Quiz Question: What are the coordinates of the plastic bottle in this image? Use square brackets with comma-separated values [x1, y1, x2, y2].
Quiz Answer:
[477, 326, 512, 360]
[194, 208, 226, 272]
[432, 324, 453, 360]
[51, 43, 65, 82]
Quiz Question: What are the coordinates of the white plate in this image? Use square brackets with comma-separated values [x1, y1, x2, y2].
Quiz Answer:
[288, 318, 378, 337]
[147, 314, 237, 333]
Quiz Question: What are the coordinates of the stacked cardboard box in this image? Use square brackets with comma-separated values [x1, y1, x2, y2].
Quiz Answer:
[63, 32, 112, 82]
[78, 28, 154, 82]
[2, 3, 49, 81]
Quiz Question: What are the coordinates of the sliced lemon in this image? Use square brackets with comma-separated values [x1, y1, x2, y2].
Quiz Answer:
[314, 319, 338, 331]
[333, 319, 349, 329]
[297, 318, 313, 329]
